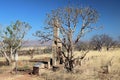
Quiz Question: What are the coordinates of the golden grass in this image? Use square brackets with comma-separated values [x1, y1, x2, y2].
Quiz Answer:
[18, 53, 52, 61]
[0, 53, 52, 61]
[0, 48, 120, 80]
[41, 48, 120, 80]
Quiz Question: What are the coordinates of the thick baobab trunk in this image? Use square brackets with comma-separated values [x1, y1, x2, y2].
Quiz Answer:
[52, 45, 57, 66]
[52, 19, 62, 66]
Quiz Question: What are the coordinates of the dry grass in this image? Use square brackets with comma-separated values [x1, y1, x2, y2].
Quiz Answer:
[41, 48, 120, 80]
[18, 53, 52, 61]
[0, 48, 120, 80]
[0, 53, 52, 61]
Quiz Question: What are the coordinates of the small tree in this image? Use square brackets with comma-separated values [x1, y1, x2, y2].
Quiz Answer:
[75, 41, 90, 51]
[0, 20, 31, 65]
[90, 35, 103, 51]
[35, 6, 99, 71]
[27, 49, 35, 59]
[101, 34, 114, 50]
[118, 36, 120, 48]
[90, 34, 115, 51]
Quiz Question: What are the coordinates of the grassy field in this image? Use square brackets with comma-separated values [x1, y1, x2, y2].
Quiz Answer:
[0, 48, 120, 80]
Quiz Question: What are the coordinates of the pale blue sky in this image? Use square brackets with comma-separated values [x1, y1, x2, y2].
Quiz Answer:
[0, 0, 120, 40]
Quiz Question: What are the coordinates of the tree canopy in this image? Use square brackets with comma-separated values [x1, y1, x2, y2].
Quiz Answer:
[0, 20, 31, 65]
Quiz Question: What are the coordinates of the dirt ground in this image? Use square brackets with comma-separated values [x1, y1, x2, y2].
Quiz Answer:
[0, 72, 45, 80]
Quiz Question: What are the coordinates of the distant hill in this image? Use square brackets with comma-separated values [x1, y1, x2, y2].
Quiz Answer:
[0, 40, 52, 48]
[22, 40, 52, 47]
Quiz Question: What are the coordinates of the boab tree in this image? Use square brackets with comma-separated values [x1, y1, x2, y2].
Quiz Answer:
[0, 20, 31, 65]
[35, 6, 99, 71]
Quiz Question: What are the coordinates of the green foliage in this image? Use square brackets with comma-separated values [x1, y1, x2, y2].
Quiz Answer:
[0, 20, 31, 65]
[3, 20, 31, 49]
